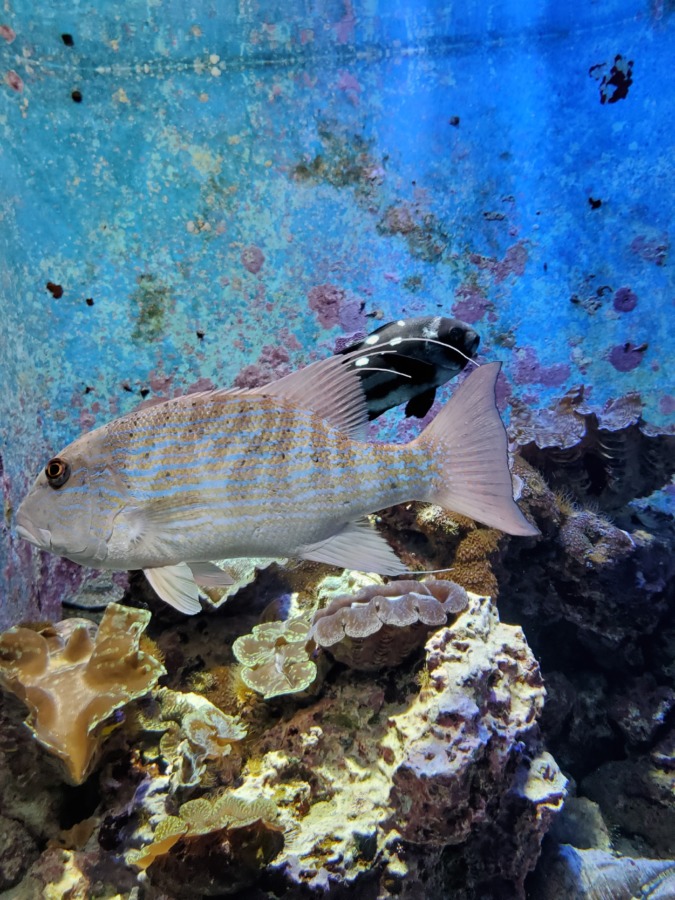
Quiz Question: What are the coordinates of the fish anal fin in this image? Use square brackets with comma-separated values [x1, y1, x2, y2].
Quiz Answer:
[405, 387, 437, 419]
[144, 563, 202, 614]
[188, 561, 236, 588]
[299, 519, 406, 575]
[253, 354, 369, 439]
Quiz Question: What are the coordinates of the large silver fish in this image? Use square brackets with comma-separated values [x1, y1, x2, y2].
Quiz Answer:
[16, 355, 538, 614]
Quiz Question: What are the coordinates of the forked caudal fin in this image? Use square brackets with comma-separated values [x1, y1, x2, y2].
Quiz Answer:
[414, 362, 540, 537]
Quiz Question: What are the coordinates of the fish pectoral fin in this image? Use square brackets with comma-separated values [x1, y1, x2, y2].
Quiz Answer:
[143, 563, 202, 615]
[405, 387, 437, 419]
[187, 561, 236, 588]
[298, 519, 406, 576]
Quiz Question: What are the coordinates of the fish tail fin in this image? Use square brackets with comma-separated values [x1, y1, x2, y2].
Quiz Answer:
[414, 362, 540, 537]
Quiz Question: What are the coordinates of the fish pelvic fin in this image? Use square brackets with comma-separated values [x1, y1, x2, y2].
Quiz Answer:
[414, 362, 540, 537]
[144, 563, 202, 614]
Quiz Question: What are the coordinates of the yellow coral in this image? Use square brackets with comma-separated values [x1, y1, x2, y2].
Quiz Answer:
[451, 527, 501, 596]
[0, 603, 165, 784]
[127, 790, 279, 870]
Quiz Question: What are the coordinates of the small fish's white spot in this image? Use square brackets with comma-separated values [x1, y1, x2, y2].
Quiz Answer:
[365, 335, 379, 345]
[355, 357, 370, 367]
[422, 316, 442, 339]
[397, 320, 406, 326]
[390, 337, 402, 346]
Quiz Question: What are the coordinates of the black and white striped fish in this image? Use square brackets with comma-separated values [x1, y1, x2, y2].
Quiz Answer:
[16, 352, 537, 615]
[341, 316, 480, 419]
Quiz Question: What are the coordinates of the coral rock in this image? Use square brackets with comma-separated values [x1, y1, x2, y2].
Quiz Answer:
[582, 758, 675, 856]
[0, 812, 39, 890]
[0, 604, 165, 783]
[222, 593, 564, 897]
[310, 578, 468, 670]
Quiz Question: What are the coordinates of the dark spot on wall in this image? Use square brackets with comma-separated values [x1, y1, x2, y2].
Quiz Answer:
[589, 55, 634, 104]
[46, 282, 63, 298]
[449, 116, 460, 126]
[85, 297, 94, 306]
[140, 388, 150, 398]
[71, 89, 83, 103]
[84, 386, 93, 394]
[122, 384, 133, 393]
[196, 330, 205, 340]
[61, 33, 74, 46]
[588, 197, 602, 209]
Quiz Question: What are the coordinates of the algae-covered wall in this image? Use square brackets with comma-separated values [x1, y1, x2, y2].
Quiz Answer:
[1, 0, 674, 625]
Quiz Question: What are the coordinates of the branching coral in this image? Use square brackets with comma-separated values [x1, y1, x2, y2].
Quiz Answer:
[0, 603, 165, 783]
[232, 618, 317, 699]
[310, 579, 469, 670]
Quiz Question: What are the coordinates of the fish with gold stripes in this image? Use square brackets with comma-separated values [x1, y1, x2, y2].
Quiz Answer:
[16, 353, 539, 614]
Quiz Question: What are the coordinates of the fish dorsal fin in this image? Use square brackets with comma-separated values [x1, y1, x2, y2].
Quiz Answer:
[252, 353, 369, 439]
[298, 519, 407, 575]
[144, 563, 202, 614]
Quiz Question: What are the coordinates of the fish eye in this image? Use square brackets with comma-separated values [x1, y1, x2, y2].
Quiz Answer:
[45, 457, 71, 489]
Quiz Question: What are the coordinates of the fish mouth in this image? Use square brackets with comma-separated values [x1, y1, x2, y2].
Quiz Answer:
[15, 518, 52, 550]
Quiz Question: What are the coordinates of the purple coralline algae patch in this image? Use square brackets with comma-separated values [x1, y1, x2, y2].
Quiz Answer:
[4, 70, 23, 92]
[608, 342, 647, 372]
[513, 347, 571, 387]
[659, 396, 675, 416]
[308, 283, 345, 328]
[308, 283, 365, 332]
[241, 245, 265, 275]
[0, 24, 16, 42]
[470, 241, 528, 282]
[452, 282, 491, 323]
[613, 286, 638, 312]
[630, 235, 668, 266]
[333, 331, 366, 352]
[233, 343, 293, 388]
[338, 298, 367, 332]
[185, 376, 216, 394]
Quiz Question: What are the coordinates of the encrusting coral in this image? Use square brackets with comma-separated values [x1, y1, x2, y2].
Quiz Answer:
[0, 603, 165, 784]
[232, 618, 317, 699]
[310, 578, 469, 670]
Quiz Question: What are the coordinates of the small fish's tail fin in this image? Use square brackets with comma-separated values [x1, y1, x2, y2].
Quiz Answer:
[414, 362, 540, 537]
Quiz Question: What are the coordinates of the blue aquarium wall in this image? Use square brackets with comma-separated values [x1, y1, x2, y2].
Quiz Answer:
[1, 0, 674, 625]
